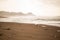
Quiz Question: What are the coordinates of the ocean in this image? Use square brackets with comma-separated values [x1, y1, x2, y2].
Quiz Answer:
[0, 16, 60, 27]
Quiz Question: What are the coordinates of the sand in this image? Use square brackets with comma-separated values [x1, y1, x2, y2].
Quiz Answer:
[0, 16, 7, 18]
[0, 22, 60, 40]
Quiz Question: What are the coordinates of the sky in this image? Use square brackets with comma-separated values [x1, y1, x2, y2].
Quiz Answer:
[0, 0, 60, 16]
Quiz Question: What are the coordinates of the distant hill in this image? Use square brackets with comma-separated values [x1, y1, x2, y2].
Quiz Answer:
[0, 11, 60, 21]
[0, 11, 35, 17]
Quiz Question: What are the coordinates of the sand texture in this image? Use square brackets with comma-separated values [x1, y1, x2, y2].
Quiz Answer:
[0, 22, 60, 40]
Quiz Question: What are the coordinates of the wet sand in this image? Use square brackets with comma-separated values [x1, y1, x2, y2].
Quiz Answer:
[0, 22, 60, 40]
[0, 16, 7, 18]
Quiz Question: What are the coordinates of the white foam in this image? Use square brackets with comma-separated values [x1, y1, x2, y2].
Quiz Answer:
[0, 16, 60, 27]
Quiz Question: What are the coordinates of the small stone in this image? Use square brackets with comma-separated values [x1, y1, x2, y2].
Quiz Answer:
[4, 28, 11, 30]
[44, 28, 48, 30]
[6, 28, 11, 30]
[0, 34, 3, 36]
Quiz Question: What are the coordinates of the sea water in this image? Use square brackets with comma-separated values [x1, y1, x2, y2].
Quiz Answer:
[0, 16, 60, 27]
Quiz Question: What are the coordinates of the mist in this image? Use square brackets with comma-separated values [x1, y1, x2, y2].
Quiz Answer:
[0, 0, 60, 16]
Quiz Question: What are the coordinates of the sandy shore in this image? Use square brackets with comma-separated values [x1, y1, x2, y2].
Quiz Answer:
[0, 22, 60, 40]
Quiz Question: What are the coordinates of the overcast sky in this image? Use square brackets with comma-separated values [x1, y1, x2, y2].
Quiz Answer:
[0, 0, 60, 16]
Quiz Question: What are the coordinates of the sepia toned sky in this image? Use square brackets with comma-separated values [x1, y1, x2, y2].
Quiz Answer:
[0, 0, 60, 16]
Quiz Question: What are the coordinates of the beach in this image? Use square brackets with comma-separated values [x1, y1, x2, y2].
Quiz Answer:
[0, 22, 60, 40]
[0, 14, 60, 40]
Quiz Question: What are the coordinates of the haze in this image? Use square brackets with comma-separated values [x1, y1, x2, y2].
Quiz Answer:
[0, 0, 60, 16]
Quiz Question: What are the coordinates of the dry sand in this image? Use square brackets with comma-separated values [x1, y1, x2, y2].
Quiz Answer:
[0, 22, 60, 40]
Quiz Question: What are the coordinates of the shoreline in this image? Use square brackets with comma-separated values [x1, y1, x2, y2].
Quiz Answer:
[0, 22, 60, 28]
[0, 22, 60, 40]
